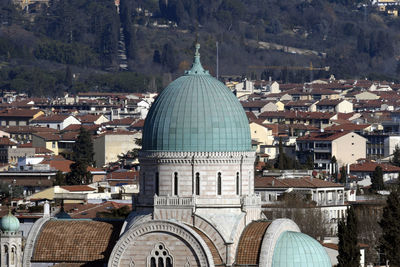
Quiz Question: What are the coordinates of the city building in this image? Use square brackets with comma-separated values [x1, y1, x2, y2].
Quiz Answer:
[13, 44, 332, 267]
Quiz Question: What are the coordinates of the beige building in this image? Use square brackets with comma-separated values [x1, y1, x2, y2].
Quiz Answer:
[249, 122, 274, 152]
[354, 91, 379, 100]
[297, 131, 367, 169]
[93, 130, 141, 167]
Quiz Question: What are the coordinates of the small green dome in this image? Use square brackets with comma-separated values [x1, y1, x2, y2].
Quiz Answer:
[0, 213, 20, 232]
[143, 44, 251, 152]
[272, 231, 331, 267]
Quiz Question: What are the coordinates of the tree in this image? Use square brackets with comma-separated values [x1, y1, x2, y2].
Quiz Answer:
[331, 156, 338, 182]
[340, 165, 347, 184]
[337, 206, 360, 267]
[371, 166, 384, 191]
[66, 127, 94, 185]
[391, 145, 400, 167]
[53, 171, 66, 186]
[97, 205, 131, 219]
[72, 127, 94, 165]
[379, 185, 400, 266]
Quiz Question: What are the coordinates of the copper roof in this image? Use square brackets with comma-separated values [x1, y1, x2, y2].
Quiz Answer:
[190, 227, 223, 265]
[32, 220, 122, 263]
[236, 221, 271, 265]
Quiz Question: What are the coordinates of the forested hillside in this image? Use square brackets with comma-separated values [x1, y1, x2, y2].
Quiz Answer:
[0, 0, 399, 96]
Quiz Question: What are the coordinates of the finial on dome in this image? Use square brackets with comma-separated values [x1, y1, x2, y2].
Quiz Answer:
[185, 43, 209, 75]
[195, 43, 200, 57]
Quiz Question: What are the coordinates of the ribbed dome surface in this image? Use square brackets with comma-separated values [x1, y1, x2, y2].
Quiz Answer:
[0, 213, 20, 232]
[272, 231, 331, 267]
[142, 45, 251, 152]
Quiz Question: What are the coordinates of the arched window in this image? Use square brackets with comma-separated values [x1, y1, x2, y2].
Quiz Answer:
[195, 172, 200, 196]
[217, 172, 222, 195]
[155, 172, 159, 196]
[11, 246, 15, 265]
[4, 245, 8, 266]
[236, 172, 240, 195]
[147, 243, 173, 267]
[174, 172, 178, 196]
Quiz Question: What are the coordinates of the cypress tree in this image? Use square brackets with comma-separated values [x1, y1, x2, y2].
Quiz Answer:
[391, 145, 400, 167]
[371, 166, 384, 191]
[340, 165, 347, 184]
[337, 206, 360, 267]
[379, 185, 400, 266]
[66, 127, 94, 185]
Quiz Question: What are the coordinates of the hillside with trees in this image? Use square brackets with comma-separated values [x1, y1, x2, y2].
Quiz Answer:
[0, 0, 400, 96]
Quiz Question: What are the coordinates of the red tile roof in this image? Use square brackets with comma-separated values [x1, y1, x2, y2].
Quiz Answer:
[0, 137, 16, 146]
[255, 176, 343, 189]
[296, 131, 350, 141]
[236, 221, 271, 265]
[350, 161, 400, 172]
[0, 108, 42, 118]
[324, 123, 370, 132]
[31, 114, 72, 123]
[76, 114, 103, 123]
[32, 220, 122, 263]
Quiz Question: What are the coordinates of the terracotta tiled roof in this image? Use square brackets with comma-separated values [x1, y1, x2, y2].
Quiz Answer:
[106, 117, 135, 126]
[33, 132, 61, 141]
[76, 114, 102, 123]
[324, 123, 370, 132]
[246, 111, 258, 122]
[285, 100, 316, 107]
[255, 176, 342, 189]
[40, 159, 73, 172]
[236, 221, 271, 265]
[62, 124, 101, 132]
[0, 137, 16, 146]
[130, 119, 145, 129]
[63, 202, 131, 219]
[107, 171, 139, 180]
[350, 161, 400, 172]
[316, 99, 343, 106]
[32, 114, 71, 123]
[0, 126, 58, 134]
[191, 227, 223, 265]
[296, 131, 351, 141]
[241, 100, 273, 108]
[259, 111, 336, 120]
[0, 108, 42, 117]
[34, 147, 54, 154]
[32, 220, 122, 263]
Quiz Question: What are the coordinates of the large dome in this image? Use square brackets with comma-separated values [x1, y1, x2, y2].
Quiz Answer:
[142, 44, 251, 152]
[272, 231, 331, 267]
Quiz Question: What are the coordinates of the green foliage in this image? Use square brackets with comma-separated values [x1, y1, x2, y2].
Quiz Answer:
[337, 206, 360, 267]
[0, 182, 24, 201]
[66, 127, 94, 185]
[390, 145, 400, 167]
[96, 205, 131, 219]
[371, 166, 385, 191]
[379, 185, 400, 266]
[34, 40, 99, 67]
[340, 165, 347, 184]
[53, 171, 67, 186]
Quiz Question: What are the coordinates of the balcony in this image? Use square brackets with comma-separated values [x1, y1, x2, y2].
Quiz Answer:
[153, 194, 261, 209]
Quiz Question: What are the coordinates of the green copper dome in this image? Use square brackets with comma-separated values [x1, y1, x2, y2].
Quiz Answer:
[272, 231, 331, 267]
[0, 212, 20, 232]
[143, 44, 251, 152]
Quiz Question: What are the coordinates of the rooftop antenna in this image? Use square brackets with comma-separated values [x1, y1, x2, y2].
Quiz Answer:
[216, 41, 219, 80]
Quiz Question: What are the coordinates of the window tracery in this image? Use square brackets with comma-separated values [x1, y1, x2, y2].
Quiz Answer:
[147, 243, 173, 267]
